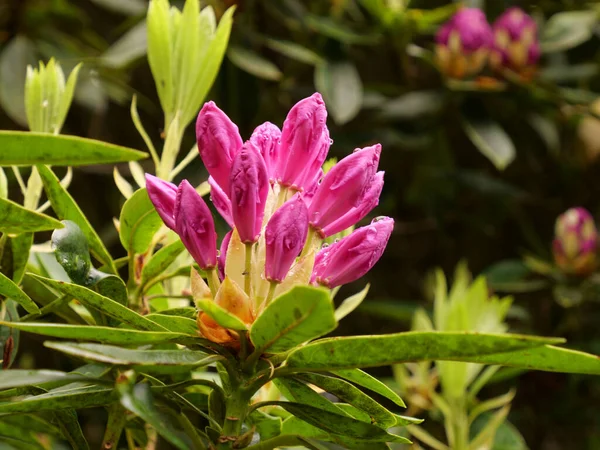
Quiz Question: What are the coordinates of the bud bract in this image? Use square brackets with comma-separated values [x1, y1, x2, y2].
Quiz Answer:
[173, 179, 218, 269]
[308, 145, 381, 235]
[196, 101, 243, 193]
[230, 142, 270, 243]
[553, 207, 598, 276]
[311, 216, 394, 288]
[490, 7, 540, 76]
[265, 195, 309, 282]
[435, 8, 493, 78]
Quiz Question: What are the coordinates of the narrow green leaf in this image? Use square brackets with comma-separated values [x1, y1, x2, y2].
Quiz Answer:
[119, 383, 190, 450]
[335, 284, 369, 321]
[462, 118, 515, 170]
[0, 300, 19, 369]
[228, 46, 283, 81]
[101, 403, 127, 450]
[250, 286, 336, 354]
[141, 239, 185, 285]
[0, 197, 63, 233]
[54, 409, 90, 450]
[0, 321, 186, 345]
[541, 11, 596, 53]
[0, 386, 116, 413]
[286, 332, 563, 371]
[119, 188, 163, 255]
[0, 271, 39, 314]
[102, 21, 147, 69]
[274, 378, 348, 416]
[263, 38, 324, 65]
[10, 233, 33, 284]
[30, 274, 165, 331]
[37, 165, 116, 273]
[196, 298, 247, 331]
[332, 368, 406, 408]
[0, 370, 90, 390]
[0, 131, 146, 166]
[145, 313, 198, 335]
[315, 60, 363, 125]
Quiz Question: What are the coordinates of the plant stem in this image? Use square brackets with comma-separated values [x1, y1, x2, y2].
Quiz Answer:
[218, 386, 250, 449]
[244, 243, 253, 296]
[446, 397, 469, 450]
[299, 227, 318, 258]
[265, 281, 278, 306]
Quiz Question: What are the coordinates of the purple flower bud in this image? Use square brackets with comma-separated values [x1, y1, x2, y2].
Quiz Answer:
[276, 93, 330, 189]
[435, 8, 493, 78]
[196, 101, 243, 193]
[321, 171, 384, 237]
[146, 174, 177, 230]
[218, 230, 233, 281]
[294, 127, 330, 193]
[311, 217, 394, 288]
[308, 144, 381, 235]
[173, 180, 218, 269]
[490, 7, 540, 74]
[265, 195, 309, 282]
[249, 122, 281, 181]
[553, 207, 598, 276]
[208, 176, 233, 228]
[229, 142, 269, 243]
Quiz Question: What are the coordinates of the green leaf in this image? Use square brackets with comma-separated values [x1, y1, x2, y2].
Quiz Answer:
[304, 15, 380, 45]
[119, 188, 163, 255]
[45, 342, 221, 372]
[332, 368, 405, 408]
[227, 46, 283, 81]
[196, 298, 247, 331]
[0, 197, 63, 234]
[0, 300, 19, 369]
[141, 239, 185, 285]
[263, 38, 324, 65]
[274, 377, 348, 416]
[119, 383, 190, 450]
[0, 131, 146, 166]
[248, 410, 282, 440]
[37, 165, 116, 273]
[378, 91, 444, 121]
[0, 386, 116, 413]
[90, 271, 128, 306]
[145, 313, 198, 335]
[335, 284, 369, 321]
[53, 409, 90, 450]
[0, 36, 36, 127]
[0, 321, 186, 345]
[286, 331, 563, 370]
[315, 60, 363, 125]
[0, 272, 39, 314]
[462, 119, 515, 170]
[0, 370, 92, 390]
[297, 373, 396, 428]
[102, 21, 147, 69]
[541, 11, 596, 53]
[10, 233, 33, 284]
[51, 220, 92, 286]
[263, 402, 406, 442]
[29, 274, 165, 331]
[250, 286, 336, 354]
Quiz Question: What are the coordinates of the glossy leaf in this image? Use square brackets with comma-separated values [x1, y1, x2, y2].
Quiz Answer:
[0, 131, 146, 166]
[145, 313, 198, 335]
[0, 386, 116, 413]
[51, 220, 92, 286]
[274, 377, 348, 416]
[0, 271, 39, 314]
[335, 284, 369, 321]
[37, 165, 117, 273]
[463, 119, 515, 170]
[30, 274, 165, 331]
[250, 286, 336, 354]
[0, 300, 19, 369]
[286, 332, 563, 370]
[0, 370, 92, 390]
[141, 239, 185, 285]
[0, 197, 63, 233]
[332, 368, 406, 408]
[10, 233, 33, 284]
[0, 321, 186, 345]
[119, 188, 163, 255]
[315, 60, 363, 125]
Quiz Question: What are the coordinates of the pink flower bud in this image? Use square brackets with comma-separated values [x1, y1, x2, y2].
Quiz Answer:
[265, 195, 309, 282]
[435, 8, 493, 78]
[249, 122, 281, 181]
[294, 128, 330, 193]
[490, 8, 540, 75]
[218, 230, 232, 281]
[208, 176, 233, 227]
[196, 101, 243, 193]
[276, 93, 330, 188]
[311, 217, 394, 288]
[146, 174, 177, 230]
[308, 144, 381, 235]
[553, 207, 598, 276]
[321, 171, 384, 237]
[229, 142, 269, 243]
[173, 180, 218, 269]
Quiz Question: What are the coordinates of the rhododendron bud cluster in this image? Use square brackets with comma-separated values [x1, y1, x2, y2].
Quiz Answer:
[553, 207, 598, 276]
[435, 7, 540, 79]
[146, 92, 393, 347]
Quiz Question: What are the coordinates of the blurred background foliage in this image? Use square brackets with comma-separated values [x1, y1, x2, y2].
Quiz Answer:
[1, 0, 600, 448]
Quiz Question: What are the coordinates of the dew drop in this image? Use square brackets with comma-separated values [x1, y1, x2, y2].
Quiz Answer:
[42, 100, 49, 108]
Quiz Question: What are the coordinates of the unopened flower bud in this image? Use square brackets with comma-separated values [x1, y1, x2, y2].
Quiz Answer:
[265, 195, 309, 282]
[435, 8, 493, 78]
[308, 145, 381, 235]
[173, 180, 218, 269]
[230, 142, 269, 243]
[145, 174, 177, 230]
[276, 93, 330, 188]
[208, 176, 233, 227]
[490, 7, 540, 76]
[553, 207, 598, 276]
[249, 122, 281, 181]
[311, 217, 394, 288]
[218, 230, 232, 281]
[196, 101, 243, 193]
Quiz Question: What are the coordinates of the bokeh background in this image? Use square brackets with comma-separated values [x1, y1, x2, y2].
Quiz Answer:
[1, 0, 600, 448]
